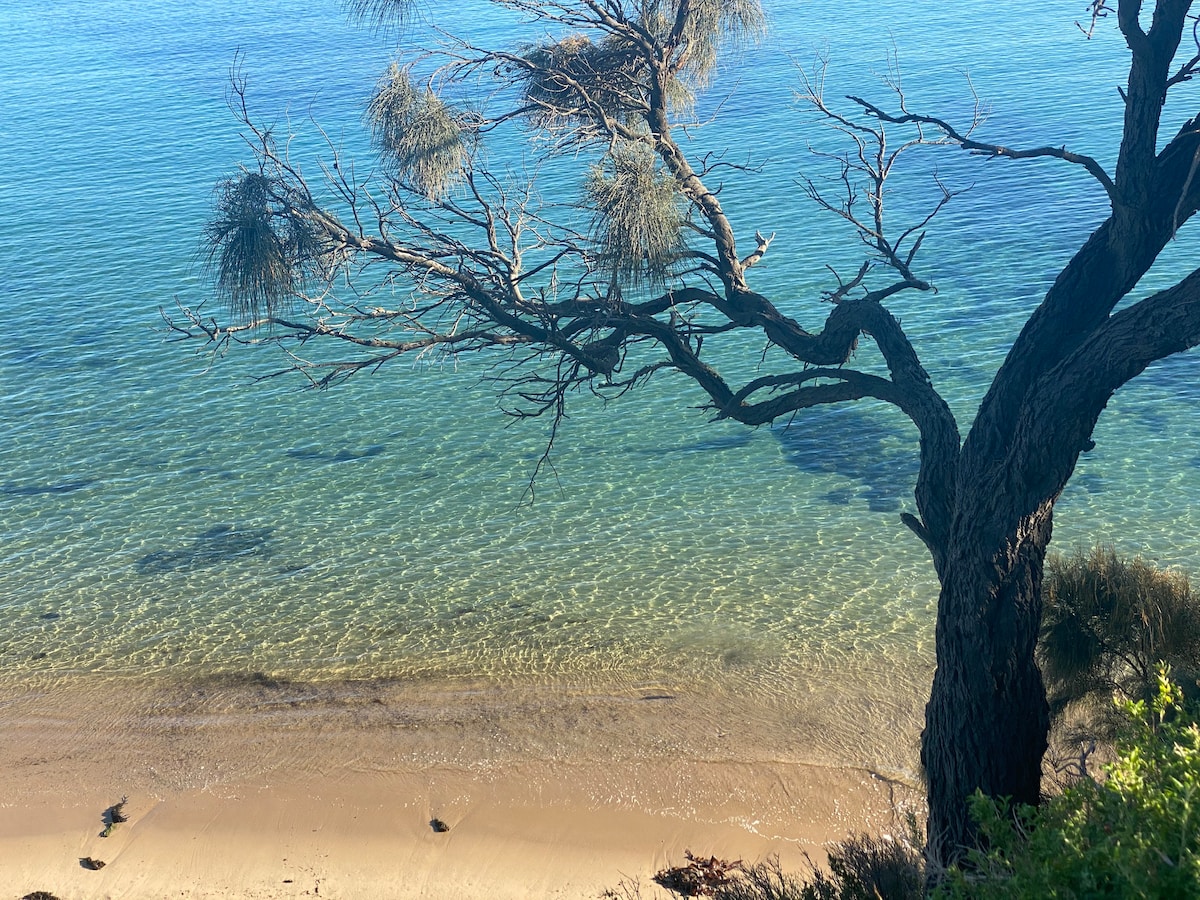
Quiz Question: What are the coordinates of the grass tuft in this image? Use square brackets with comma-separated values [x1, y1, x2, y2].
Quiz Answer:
[1040, 545, 1200, 736]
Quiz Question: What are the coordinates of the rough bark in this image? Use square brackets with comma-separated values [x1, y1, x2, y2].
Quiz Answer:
[923, 501, 1054, 868]
[915, 1, 1200, 865]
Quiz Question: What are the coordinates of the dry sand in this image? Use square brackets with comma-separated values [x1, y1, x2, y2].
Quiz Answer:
[0, 673, 925, 899]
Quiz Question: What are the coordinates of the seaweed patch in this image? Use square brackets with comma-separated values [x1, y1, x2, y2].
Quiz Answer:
[286, 444, 384, 463]
[100, 796, 128, 837]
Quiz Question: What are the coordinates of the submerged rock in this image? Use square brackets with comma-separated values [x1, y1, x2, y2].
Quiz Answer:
[136, 524, 274, 575]
[286, 444, 384, 463]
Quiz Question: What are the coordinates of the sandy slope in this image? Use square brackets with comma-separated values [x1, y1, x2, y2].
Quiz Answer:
[0, 674, 923, 899]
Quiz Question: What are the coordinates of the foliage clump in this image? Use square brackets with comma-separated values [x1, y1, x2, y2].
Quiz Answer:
[518, 0, 764, 133]
[1039, 545, 1200, 732]
[367, 64, 467, 199]
[206, 171, 331, 320]
[637, 0, 766, 87]
[606, 835, 923, 900]
[790, 833, 924, 900]
[520, 33, 646, 132]
[939, 671, 1200, 898]
[586, 141, 685, 285]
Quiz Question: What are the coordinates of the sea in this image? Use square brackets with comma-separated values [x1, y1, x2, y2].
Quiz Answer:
[2, 0, 1199, 769]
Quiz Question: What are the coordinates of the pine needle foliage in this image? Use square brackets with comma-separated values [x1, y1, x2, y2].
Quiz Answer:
[519, 34, 645, 132]
[343, 0, 417, 30]
[205, 172, 328, 321]
[367, 64, 466, 199]
[586, 141, 684, 286]
[1039, 545, 1200, 726]
[517, 0, 762, 134]
[637, 0, 766, 87]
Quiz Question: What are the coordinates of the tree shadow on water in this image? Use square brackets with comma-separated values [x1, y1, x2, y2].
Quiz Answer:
[633, 430, 755, 457]
[2, 478, 97, 497]
[773, 406, 918, 513]
[286, 444, 384, 463]
[136, 524, 274, 575]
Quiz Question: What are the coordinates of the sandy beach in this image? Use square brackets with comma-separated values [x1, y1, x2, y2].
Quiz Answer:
[0, 672, 925, 899]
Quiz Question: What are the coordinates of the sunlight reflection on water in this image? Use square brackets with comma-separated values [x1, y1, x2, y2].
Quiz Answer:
[0, 1, 1197, 742]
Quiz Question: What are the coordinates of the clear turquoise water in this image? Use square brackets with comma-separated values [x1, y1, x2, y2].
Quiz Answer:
[2, 1, 1199, 711]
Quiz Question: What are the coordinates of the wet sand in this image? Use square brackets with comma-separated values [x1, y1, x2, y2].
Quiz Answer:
[0, 672, 926, 898]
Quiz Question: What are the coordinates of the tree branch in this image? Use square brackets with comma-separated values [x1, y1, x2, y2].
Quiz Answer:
[848, 95, 1119, 205]
[1010, 263, 1200, 506]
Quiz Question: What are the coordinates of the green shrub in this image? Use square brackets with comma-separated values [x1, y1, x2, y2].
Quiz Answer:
[1039, 546, 1200, 728]
[939, 670, 1200, 899]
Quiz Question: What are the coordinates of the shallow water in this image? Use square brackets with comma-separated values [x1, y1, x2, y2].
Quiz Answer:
[1, 1, 1199, 770]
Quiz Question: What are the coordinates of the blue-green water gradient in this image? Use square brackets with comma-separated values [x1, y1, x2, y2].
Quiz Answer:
[2, 1, 1198, 718]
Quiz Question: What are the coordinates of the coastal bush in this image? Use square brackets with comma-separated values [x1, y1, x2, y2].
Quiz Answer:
[652, 851, 744, 896]
[608, 834, 924, 899]
[938, 671, 1200, 899]
[1039, 546, 1200, 732]
[777, 833, 923, 900]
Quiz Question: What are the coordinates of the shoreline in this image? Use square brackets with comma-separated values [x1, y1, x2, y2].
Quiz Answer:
[0, 673, 926, 898]
[2, 760, 919, 899]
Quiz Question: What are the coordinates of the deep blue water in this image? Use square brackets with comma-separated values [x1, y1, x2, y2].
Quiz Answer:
[1, 1, 1198, 711]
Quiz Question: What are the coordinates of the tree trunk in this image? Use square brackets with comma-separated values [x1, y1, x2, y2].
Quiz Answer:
[921, 499, 1054, 870]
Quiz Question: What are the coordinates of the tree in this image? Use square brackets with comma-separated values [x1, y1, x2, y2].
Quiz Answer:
[169, 0, 1200, 868]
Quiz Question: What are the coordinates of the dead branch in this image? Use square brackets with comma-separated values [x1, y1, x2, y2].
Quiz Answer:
[848, 95, 1119, 205]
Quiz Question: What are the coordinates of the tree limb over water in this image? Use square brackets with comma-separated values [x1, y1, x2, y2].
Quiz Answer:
[167, 0, 1200, 872]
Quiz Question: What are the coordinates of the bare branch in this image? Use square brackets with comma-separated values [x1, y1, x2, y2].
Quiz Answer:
[1076, 0, 1112, 39]
[739, 230, 774, 269]
[848, 95, 1119, 205]
[795, 59, 963, 292]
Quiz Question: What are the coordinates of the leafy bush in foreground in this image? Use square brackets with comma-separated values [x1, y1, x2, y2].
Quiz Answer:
[939, 671, 1200, 899]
